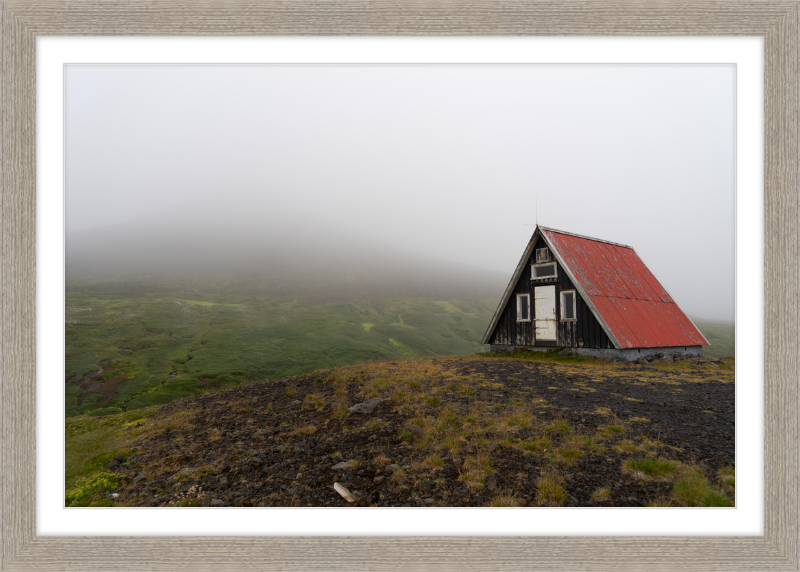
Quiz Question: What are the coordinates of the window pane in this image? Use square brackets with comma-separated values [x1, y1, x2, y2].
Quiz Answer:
[535, 264, 555, 277]
[564, 292, 574, 319]
[521, 296, 529, 319]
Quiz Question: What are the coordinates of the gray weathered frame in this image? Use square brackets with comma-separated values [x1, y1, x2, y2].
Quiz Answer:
[1, 1, 797, 570]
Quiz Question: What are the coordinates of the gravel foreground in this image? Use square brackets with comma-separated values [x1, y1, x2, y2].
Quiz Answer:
[109, 354, 734, 507]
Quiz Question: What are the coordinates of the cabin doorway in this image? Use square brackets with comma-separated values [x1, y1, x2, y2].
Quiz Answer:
[534, 285, 556, 341]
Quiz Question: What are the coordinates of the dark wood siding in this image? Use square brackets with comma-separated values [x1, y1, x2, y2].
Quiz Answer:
[489, 236, 613, 349]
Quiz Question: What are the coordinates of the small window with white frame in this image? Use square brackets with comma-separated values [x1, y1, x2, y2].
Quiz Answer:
[560, 290, 577, 321]
[535, 248, 551, 263]
[516, 293, 531, 322]
[531, 262, 557, 280]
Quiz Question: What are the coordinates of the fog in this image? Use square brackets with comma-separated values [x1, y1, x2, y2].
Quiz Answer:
[65, 212, 509, 301]
[66, 64, 735, 320]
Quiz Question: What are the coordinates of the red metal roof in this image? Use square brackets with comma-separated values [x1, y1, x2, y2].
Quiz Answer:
[541, 228, 708, 349]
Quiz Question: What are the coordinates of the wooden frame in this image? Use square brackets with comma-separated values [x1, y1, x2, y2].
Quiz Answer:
[560, 290, 577, 322]
[531, 261, 558, 281]
[516, 293, 532, 322]
[1, 1, 797, 571]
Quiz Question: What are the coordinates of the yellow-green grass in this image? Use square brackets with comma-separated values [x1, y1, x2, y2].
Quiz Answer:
[536, 472, 568, 506]
[718, 466, 735, 492]
[624, 458, 734, 507]
[459, 453, 493, 492]
[65, 406, 160, 491]
[65, 472, 121, 507]
[489, 494, 522, 507]
[623, 458, 678, 481]
[671, 469, 733, 507]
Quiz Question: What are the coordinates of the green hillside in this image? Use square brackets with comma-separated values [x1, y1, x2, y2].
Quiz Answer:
[66, 292, 496, 418]
[691, 318, 735, 359]
[66, 289, 735, 419]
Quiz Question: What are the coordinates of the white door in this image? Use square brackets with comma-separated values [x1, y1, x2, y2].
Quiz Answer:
[534, 285, 557, 341]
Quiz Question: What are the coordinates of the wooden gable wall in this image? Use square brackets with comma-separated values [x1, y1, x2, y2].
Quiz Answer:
[487, 236, 613, 349]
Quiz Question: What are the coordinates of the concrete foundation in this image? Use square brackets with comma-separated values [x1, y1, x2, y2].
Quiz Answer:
[489, 344, 703, 361]
[571, 346, 703, 361]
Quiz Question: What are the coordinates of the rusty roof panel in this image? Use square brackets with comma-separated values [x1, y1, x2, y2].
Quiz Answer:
[616, 247, 672, 303]
[591, 297, 640, 348]
[596, 241, 640, 300]
[542, 228, 707, 348]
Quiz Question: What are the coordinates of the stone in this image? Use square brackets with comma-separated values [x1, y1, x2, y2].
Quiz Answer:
[333, 482, 358, 503]
[211, 499, 224, 506]
[347, 398, 382, 415]
[386, 464, 401, 473]
[114, 454, 125, 462]
[406, 426, 422, 437]
[132, 473, 146, 486]
[106, 460, 119, 470]
[171, 467, 195, 479]
[374, 476, 385, 484]
[332, 461, 354, 470]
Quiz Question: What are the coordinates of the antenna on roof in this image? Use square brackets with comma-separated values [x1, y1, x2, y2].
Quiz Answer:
[524, 195, 539, 228]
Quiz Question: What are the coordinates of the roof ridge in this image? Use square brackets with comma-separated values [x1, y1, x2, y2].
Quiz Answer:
[538, 225, 633, 250]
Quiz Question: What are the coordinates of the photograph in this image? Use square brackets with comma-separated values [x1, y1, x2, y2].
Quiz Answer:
[64, 63, 735, 509]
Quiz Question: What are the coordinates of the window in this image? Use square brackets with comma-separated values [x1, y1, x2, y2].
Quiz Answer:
[531, 262, 557, 280]
[535, 248, 550, 263]
[560, 290, 576, 321]
[516, 293, 531, 322]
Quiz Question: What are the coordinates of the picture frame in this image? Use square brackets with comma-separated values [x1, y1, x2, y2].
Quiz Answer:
[2, 1, 797, 570]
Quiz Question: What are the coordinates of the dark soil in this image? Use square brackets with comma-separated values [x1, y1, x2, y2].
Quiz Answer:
[110, 356, 734, 508]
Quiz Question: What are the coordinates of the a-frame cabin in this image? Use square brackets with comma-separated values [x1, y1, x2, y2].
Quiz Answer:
[481, 226, 708, 361]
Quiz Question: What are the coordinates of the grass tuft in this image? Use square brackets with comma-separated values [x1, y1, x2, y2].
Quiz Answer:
[536, 471, 567, 506]
[589, 487, 611, 502]
[489, 494, 521, 507]
[623, 458, 678, 481]
[422, 453, 444, 469]
[671, 469, 733, 507]
[459, 453, 493, 492]
[291, 425, 317, 436]
[304, 393, 326, 411]
[546, 420, 572, 434]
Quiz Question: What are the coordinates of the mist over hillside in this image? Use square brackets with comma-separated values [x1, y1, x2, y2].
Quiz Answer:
[66, 214, 509, 302]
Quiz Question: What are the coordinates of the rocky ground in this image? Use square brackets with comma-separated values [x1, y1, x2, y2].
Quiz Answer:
[108, 353, 734, 507]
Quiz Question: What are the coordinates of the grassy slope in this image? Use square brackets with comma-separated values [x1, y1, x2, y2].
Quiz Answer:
[66, 292, 734, 418]
[691, 319, 735, 359]
[66, 354, 734, 507]
[66, 292, 496, 417]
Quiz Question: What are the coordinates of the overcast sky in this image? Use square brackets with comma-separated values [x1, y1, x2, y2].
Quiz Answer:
[66, 64, 735, 321]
